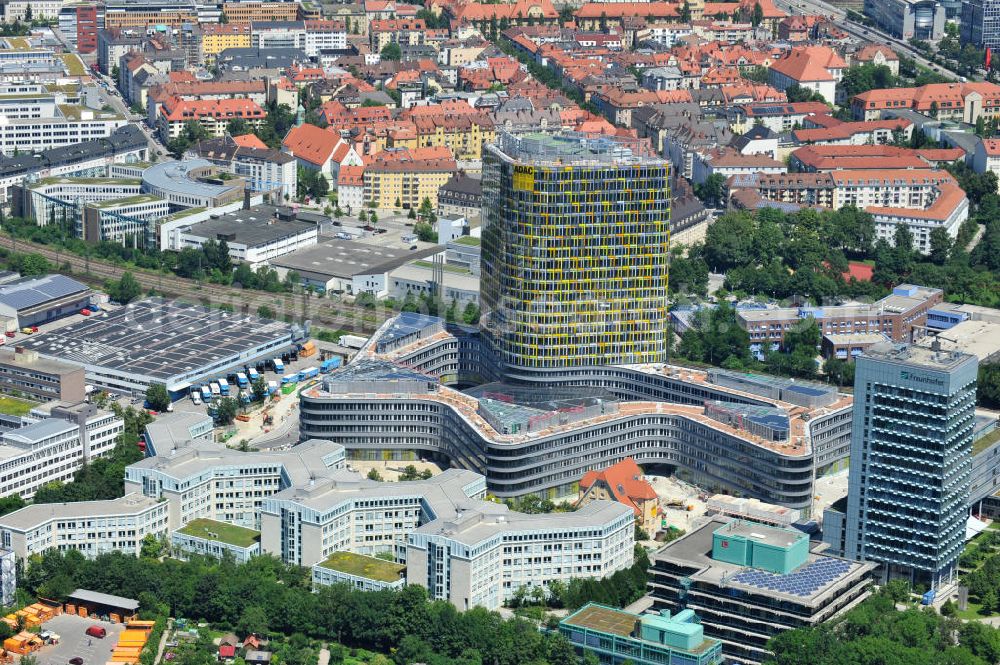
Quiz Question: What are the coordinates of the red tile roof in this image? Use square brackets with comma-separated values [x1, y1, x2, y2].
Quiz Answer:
[232, 133, 268, 149]
[575, 1, 678, 19]
[579, 458, 657, 519]
[160, 97, 266, 123]
[337, 165, 365, 186]
[282, 123, 340, 167]
[770, 45, 846, 83]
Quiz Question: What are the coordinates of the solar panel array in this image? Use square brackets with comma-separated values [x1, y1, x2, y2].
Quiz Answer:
[731, 558, 852, 597]
[0, 274, 89, 311]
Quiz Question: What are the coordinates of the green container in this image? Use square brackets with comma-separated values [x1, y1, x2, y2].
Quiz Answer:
[281, 383, 297, 395]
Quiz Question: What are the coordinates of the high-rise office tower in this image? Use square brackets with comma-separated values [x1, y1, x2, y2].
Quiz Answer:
[480, 131, 671, 382]
[962, 0, 1000, 51]
[842, 341, 978, 589]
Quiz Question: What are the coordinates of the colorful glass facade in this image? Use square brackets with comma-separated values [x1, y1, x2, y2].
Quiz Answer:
[481, 132, 671, 374]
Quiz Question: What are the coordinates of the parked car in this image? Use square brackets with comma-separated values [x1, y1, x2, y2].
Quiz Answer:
[70, 657, 84, 665]
[85, 626, 106, 639]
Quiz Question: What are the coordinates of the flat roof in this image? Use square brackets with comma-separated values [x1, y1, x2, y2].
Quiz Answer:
[866, 340, 977, 371]
[2, 418, 76, 446]
[0, 494, 161, 532]
[930, 320, 1000, 361]
[142, 159, 238, 199]
[0, 349, 82, 377]
[176, 517, 260, 547]
[315, 551, 405, 582]
[713, 519, 803, 549]
[270, 238, 439, 279]
[654, 517, 873, 607]
[182, 206, 317, 248]
[562, 604, 636, 637]
[19, 298, 292, 384]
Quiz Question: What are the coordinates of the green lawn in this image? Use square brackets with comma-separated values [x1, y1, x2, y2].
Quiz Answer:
[177, 518, 260, 547]
[317, 551, 404, 582]
[955, 600, 997, 621]
[452, 236, 481, 246]
[0, 396, 36, 416]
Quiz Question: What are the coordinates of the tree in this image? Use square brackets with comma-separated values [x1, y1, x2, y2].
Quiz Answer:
[109, 271, 142, 304]
[11, 253, 51, 276]
[680, 0, 691, 21]
[823, 357, 855, 388]
[367, 468, 383, 481]
[414, 222, 436, 243]
[694, 174, 726, 208]
[399, 465, 420, 481]
[140, 534, 166, 559]
[236, 605, 269, 639]
[751, 1, 764, 26]
[145, 383, 171, 412]
[214, 397, 238, 426]
[227, 118, 251, 136]
[462, 302, 480, 324]
[257, 305, 276, 319]
[928, 227, 953, 265]
[0, 495, 25, 518]
[251, 377, 268, 402]
[380, 42, 402, 61]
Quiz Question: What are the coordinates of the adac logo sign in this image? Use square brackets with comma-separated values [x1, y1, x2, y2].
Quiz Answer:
[900, 370, 945, 387]
[512, 164, 534, 192]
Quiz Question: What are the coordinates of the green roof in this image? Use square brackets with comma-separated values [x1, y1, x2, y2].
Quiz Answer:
[177, 518, 260, 548]
[317, 551, 405, 582]
[973, 428, 1000, 456]
[60, 53, 87, 76]
[412, 260, 470, 274]
[0, 396, 36, 417]
[162, 207, 207, 222]
[92, 194, 163, 209]
[452, 236, 480, 246]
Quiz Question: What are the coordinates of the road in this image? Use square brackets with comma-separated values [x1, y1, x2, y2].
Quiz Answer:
[775, 0, 959, 82]
[0, 233, 385, 334]
[95, 72, 169, 157]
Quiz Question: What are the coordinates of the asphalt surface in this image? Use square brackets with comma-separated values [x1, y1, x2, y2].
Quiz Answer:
[37, 614, 126, 665]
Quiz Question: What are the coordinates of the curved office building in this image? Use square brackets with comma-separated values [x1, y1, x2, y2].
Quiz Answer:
[301, 323, 853, 513]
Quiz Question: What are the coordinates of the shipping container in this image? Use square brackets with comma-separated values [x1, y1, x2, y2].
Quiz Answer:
[218, 378, 230, 395]
[339, 334, 367, 349]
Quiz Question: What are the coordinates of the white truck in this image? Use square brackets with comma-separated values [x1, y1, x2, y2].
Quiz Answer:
[339, 334, 368, 349]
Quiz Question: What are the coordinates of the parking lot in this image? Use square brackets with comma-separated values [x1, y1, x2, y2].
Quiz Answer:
[35, 614, 126, 665]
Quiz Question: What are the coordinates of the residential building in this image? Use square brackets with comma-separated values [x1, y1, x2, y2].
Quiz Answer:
[58, 5, 102, 54]
[768, 45, 846, 104]
[157, 97, 266, 142]
[436, 174, 482, 220]
[480, 131, 670, 375]
[282, 123, 352, 182]
[852, 44, 901, 75]
[864, 0, 945, 39]
[0, 347, 87, 404]
[825, 341, 978, 589]
[972, 137, 1000, 187]
[851, 82, 1000, 122]
[363, 146, 457, 209]
[731, 101, 831, 134]
[578, 458, 660, 535]
[189, 136, 298, 201]
[0, 494, 169, 560]
[202, 25, 253, 63]
[649, 518, 875, 664]
[559, 604, 724, 665]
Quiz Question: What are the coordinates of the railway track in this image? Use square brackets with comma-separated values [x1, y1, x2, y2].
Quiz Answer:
[0, 234, 385, 334]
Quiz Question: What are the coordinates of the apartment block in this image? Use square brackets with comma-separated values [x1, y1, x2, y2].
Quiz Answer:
[157, 97, 266, 142]
[363, 146, 457, 209]
[201, 25, 253, 62]
[0, 87, 126, 156]
[0, 494, 169, 560]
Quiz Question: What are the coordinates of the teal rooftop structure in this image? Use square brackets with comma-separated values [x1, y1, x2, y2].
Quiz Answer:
[711, 519, 809, 574]
[559, 603, 724, 665]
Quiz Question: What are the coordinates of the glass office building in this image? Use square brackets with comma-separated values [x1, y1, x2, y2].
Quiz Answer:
[842, 341, 978, 589]
[480, 131, 671, 380]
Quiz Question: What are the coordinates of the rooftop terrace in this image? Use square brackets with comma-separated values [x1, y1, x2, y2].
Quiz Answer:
[315, 551, 405, 582]
[176, 518, 260, 548]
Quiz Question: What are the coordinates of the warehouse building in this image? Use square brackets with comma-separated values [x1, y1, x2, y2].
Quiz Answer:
[176, 205, 320, 268]
[18, 298, 296, 398]
[0, 274, 92, 329]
